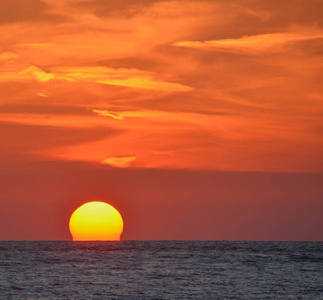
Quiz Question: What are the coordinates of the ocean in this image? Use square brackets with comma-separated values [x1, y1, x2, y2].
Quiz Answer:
[0, 241, 322, 299]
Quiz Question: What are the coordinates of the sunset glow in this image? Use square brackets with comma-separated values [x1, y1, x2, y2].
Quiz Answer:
[69, 202, 124, 241]
[0, 0, 322, 242]
[0, 0, 322, 173]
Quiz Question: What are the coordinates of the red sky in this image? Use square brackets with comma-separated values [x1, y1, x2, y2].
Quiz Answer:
[0, 0, 322, 240]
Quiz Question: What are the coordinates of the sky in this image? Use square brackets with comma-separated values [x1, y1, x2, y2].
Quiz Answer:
[0, 0, 322, 241]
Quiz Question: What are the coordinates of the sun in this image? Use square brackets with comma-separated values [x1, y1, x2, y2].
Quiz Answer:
[69, 201, 124, 241]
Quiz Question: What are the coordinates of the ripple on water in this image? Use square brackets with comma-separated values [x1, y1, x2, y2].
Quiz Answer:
[0, 241, 322, 299]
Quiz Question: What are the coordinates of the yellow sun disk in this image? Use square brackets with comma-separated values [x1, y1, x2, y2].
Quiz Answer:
[69, 202, 123, 241]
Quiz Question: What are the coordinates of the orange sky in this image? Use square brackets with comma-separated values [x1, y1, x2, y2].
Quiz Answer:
[0, 0, 322, 240]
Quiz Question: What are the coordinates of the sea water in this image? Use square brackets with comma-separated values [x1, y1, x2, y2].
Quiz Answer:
[0, 241, 322, 299]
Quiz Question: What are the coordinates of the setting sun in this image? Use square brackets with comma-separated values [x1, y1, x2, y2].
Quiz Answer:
[69, 201, 124, 241]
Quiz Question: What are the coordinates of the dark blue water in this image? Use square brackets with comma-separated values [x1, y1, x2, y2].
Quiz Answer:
[0, 241, 322, 299]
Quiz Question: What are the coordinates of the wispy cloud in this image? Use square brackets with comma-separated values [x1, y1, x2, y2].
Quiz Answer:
[93, 109, 124, 120]
[101, 156, 136, 168]
[24, 66, 55, 82]
[57, 66, 192, 91]
[38, 91, 50, 98]
[0, 65, 192, 92]
[0, 51, 18, 60]
[174, 32, 323, 54]
[0, 65, 54, 82]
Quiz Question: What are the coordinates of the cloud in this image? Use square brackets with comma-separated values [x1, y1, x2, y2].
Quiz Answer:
[0, 0, 56, 24]
[51, 0, 164, 18]
[0, 65, 55, 82]
[101, 156, 136, 168]
[24, 66, 55, 82]
[0, 111, 120, 129]
[0, 65, 192, 92]
[0, 51, 18, 60]
[57, 66, 192, 91]
[174, 32, 323, 54]
[0, 121, 118, 156]
[97, 76, 192, 91]
[93, 109, 124, 120]
[38, 91, 50, 98]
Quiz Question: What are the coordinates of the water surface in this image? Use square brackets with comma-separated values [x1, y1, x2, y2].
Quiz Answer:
[1, 241, 322, 299]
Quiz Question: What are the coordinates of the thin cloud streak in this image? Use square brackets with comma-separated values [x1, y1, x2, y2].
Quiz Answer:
[101, 156, 136, 168]
[0, 65, 192, 92]
[0, 51, 18, 60]
[93, 109, 124, 120]
[174, 32, 323, 54]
